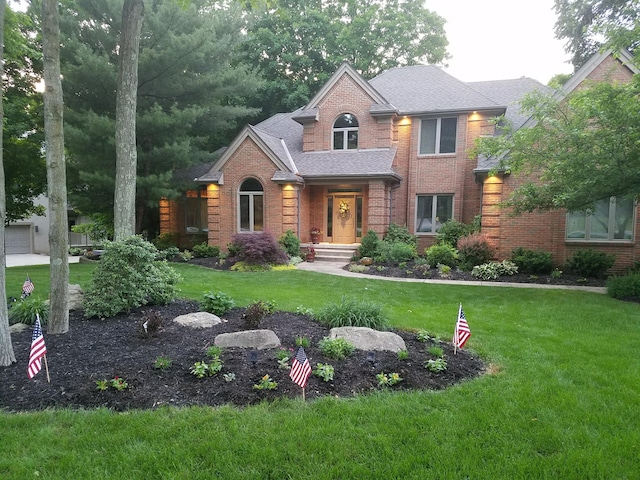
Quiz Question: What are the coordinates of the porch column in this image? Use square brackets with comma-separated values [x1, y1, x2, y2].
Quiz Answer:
[481, 175, 503, 258]
[367, 180, 388, 236]
[206, 184, 221, 246]
[281, 184, 299, 236]
[159, 198, 179, 235]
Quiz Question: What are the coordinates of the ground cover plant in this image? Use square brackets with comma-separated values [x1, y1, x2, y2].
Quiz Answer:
[1, 263, 639, 479]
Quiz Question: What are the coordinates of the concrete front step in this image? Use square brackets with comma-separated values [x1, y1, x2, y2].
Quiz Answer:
[304, 243, 359, 262]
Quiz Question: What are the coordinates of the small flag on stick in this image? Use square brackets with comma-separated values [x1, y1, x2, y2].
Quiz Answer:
[289, 346, 312, 392]
[28, 315, 49, 382]
[22, 275, 34, 299]
[453, 304, 471, 353]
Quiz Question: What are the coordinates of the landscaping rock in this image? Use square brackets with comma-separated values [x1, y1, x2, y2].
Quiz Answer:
[173, 312, 223, 328]
[68, 284, 84, 311]
[9, 323, 29, 334]
[214, 329, 280, 350]
[329, 326, 406, 353]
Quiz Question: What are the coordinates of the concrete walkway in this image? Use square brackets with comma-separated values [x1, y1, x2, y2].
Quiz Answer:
[296, 260, 608, 294]
[6, 254, 80, 268]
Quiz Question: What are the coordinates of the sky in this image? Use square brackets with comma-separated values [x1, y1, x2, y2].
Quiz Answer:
[428, 0, 575, 84]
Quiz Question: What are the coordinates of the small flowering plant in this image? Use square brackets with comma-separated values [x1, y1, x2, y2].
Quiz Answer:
[376, 372, 403, 388]
[253, 374, 278, 390]
[310, 227, 322, 235]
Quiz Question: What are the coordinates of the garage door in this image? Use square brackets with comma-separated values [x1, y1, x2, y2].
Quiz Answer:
[5, 225, 32, 254]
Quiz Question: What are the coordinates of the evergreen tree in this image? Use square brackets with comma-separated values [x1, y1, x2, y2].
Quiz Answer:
[57, 0, 261, 236]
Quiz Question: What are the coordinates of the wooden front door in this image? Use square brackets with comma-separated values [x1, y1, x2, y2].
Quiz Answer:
[332, 195, 356, 243]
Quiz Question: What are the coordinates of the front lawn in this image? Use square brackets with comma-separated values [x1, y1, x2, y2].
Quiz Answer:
[1, 263, 639, 479]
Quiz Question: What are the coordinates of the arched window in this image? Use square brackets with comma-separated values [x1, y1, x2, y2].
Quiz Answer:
[333, 114, 359, 150]
[238, 178, 264, 232]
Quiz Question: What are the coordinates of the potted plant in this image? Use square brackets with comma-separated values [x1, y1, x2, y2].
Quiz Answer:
[305, 246, 316, 262]
[310, 227, 322, 244]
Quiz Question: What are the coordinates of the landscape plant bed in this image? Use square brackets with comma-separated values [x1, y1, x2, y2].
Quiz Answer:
[347, 260, 609, 287]
[2, 300, 485, 412]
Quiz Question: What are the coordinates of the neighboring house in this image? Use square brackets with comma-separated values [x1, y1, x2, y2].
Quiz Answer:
[5, 195, 94, 255]
[160, 50, 639, 272]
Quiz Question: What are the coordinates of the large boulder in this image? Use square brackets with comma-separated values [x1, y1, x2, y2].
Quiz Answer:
[329, 326, 406, 352]
[214, 330, 280, 350]
[173, 312, 222, 328]
[68, 284, 84, 311]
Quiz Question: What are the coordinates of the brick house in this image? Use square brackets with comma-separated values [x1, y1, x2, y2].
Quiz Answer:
[160, 50, 639, 271]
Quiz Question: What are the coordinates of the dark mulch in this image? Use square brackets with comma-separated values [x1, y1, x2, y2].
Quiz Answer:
[348, 260, 608, 287]
[1, 301, 485, 412]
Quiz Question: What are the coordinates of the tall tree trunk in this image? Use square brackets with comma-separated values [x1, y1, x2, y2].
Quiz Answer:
[114, 0, 144, 240]
[0, 0, 16, 366]
[42, 0, 69, 334]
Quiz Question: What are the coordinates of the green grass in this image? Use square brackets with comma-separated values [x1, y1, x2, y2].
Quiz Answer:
[2, 263, 640, 478]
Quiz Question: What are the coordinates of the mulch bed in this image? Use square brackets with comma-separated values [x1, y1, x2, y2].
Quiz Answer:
[1, 300, 485, 412]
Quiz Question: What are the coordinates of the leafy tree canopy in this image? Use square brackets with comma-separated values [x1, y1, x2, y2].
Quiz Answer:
[475, 78, 640, 215]
[51, 0, 262, 235]
[3, 6, 46, 223]
[554, 0, 640, 68]
[240, 0, 449, 119]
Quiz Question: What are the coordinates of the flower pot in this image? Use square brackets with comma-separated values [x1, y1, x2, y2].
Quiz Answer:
[310, 233, 320, 244]
[306, 254, 315, 263]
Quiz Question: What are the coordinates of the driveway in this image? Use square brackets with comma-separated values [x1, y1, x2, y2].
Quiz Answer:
[5, 254, 80, 268]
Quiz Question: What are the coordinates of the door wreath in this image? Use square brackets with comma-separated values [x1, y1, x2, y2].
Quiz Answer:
[338, 200, 350, 218]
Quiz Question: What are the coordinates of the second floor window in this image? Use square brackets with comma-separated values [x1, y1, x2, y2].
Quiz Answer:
[333, 114, 358, 150]
[419, 117, 457, 155]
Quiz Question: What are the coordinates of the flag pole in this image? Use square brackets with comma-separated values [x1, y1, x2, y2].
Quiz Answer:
[43, 354, 51, 383]
[302, 387, 306, 402]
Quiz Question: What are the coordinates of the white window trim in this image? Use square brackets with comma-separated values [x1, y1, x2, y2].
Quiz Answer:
[419, 117, 457, 155]
[415, 194, 454, 235]
[566, 196, 635, 242]
[237, 181, 264, 233]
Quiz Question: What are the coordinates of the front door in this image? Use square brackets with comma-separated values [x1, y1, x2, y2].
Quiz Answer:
[332, 195, 356, 243]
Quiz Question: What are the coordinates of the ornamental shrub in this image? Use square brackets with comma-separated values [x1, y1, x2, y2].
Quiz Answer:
[384, 224, 416, 247]
[607, 273, 640, 301]
[566, 249, 615, 278]
[192, 242, 220, 258]
[316, 297, 388, 330]
[200, 291, 235, 316]
[279, 229, 301, 257]
[8, 297, 49, 325]
[457, 233, 495, 271]
[471, 260, 519, 280]
[318, 337, 355, 360]
[436, 219, 474, 247]
[375, 241, 417, 263]
[83, 236, 181, 318]
[229, 232, 288, 266]
[511, 247, 554, 274]
[358, 230, 380, 258]
[425, 243, 459, 268]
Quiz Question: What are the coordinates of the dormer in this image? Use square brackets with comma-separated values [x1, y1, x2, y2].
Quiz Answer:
[292, 63, 398, 152]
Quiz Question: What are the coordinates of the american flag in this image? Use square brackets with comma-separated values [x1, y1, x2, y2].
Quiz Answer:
[28, 315, 47, 379]
[453, 304, 471, 349]
[22, 276, 34, 298]
[289, 347, 312, 388]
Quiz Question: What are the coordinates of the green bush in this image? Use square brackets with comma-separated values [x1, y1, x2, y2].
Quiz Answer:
[375, 241, 417, 263]
[279, 229, 301, 257]
[425, 243, 459, 268]
[607, 274, 640, 300]
[83, 236, 181, 319]
[152, 232, 180, 250]
[436, 219, 474, 247]
[566, 249, 615, 278]
[471, 260, 519, 280]
[384, 224, 416, 247]
[457, 233, 495, 271]
[192, 242, 220, 258]
[315, 297, 388, 330]
[200, 291, 235, 316]
[358, 230, 380, 258]
[511, 247, 554, 274]
[8, 297, 49, 325]
[318, 337, 355, 360]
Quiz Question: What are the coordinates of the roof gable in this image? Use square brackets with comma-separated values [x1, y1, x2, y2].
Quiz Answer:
[293, 63, 395, 124]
